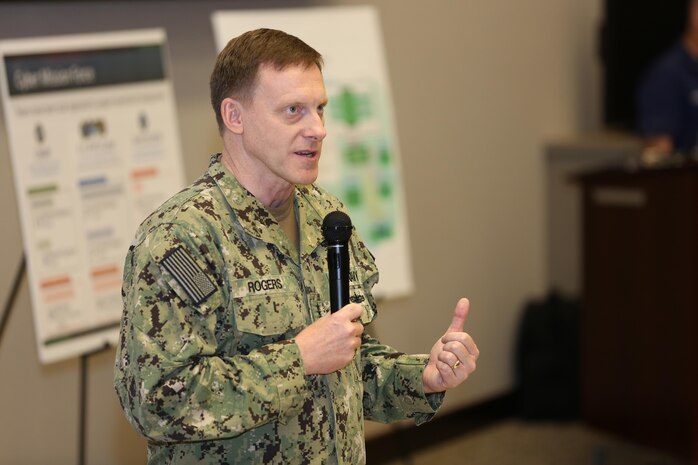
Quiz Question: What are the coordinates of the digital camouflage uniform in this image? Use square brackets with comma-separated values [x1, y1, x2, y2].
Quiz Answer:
[114, 154, 443, 465]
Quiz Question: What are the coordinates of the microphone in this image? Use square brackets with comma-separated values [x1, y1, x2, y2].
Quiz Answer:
[322, 211, 353, 313]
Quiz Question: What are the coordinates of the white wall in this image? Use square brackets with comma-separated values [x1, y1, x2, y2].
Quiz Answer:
[0, 0, 603, 462]
[362, 0, 603, 418]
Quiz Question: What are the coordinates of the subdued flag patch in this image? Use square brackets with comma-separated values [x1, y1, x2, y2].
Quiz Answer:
[160, 246, 216, 304]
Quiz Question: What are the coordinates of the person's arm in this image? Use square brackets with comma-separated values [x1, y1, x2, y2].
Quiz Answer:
[360, 334, 445, 425]
[347, 232, 478, 424]
[359, 299, 479, 425]
[637, 59, 681, 156]
[114, 227, 309, 443]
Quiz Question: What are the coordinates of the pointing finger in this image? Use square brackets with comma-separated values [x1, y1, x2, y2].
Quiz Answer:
[446, 298, 470, 333]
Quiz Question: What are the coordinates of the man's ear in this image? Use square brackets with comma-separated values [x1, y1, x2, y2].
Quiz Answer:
[220, 98, 244, 134]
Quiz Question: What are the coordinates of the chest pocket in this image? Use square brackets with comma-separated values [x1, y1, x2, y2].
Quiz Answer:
[232, 291, 307, 352]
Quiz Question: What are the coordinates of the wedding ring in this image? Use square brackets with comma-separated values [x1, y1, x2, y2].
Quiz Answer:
[452, 360, 461, 369]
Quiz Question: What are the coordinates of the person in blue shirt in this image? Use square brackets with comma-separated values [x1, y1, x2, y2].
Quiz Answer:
[637, 0, 698, 158]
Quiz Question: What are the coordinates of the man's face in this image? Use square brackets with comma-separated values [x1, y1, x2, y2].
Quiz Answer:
[238, 63, 328, 190]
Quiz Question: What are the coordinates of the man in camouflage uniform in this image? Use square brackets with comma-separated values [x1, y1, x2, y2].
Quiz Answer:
[114, 28, 479, 464]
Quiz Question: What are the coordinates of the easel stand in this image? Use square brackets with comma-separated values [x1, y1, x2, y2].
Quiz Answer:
[79, 343, 111, 465]
[2, 254, 114, 465]
[0, 254, 26, 348]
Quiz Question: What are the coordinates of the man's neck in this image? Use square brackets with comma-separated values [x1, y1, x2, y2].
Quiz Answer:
[220, 145, 294, 208]
[267, 194, 300, 258]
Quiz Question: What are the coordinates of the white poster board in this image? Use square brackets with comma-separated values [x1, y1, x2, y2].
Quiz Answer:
[0, 29, 185, 363]
[212, 6, 414, 299]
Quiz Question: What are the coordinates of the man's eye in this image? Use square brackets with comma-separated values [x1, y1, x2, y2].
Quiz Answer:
[287, 105, 298, 114]
[317, 104, 326, 114]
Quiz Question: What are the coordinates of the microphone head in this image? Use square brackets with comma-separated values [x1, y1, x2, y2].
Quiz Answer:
[322, 211, 353, 244]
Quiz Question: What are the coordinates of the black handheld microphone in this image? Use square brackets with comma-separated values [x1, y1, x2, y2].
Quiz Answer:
[322, 211, 353, 313]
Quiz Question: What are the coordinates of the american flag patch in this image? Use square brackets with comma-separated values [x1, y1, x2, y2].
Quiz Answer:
[160, 246, 216, 304]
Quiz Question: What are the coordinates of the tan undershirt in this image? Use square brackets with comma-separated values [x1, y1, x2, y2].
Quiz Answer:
[267, 194, 300, 260]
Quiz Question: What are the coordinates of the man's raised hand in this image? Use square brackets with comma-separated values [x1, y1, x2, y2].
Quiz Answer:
[422, 298, 479, 393]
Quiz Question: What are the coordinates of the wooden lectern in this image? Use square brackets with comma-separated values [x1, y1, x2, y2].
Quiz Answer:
[579, 162, 698, 463]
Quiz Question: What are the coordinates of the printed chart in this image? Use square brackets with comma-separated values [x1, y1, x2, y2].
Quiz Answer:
[0, 29, 185, 363]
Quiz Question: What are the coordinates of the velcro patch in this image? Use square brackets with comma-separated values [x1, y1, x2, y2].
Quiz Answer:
[160, 246, 216, 304]
[232, 276, 288, 298]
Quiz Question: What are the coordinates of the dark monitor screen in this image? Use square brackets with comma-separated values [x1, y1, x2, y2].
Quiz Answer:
[601, 0, 689, 130]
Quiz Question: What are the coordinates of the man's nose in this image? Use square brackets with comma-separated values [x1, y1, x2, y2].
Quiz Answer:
[304, 112, 327, 141]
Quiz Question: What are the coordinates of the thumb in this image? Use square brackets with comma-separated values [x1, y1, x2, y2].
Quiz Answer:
[446, 298, 470, 333]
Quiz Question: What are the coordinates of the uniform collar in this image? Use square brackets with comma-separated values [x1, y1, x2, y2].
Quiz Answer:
[295, 185, 327, 260]
[208, 153, 325, 261]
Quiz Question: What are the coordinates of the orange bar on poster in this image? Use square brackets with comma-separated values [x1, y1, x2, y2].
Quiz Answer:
[40, 275, 71, 289]
[131, 166, 158, 179]
[91, 264, 119, 278]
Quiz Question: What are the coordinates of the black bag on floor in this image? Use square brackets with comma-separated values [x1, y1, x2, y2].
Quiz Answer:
[515, 290, 580, 420]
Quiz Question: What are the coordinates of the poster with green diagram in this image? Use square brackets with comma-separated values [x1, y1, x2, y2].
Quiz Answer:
[325, 81, 397, 245]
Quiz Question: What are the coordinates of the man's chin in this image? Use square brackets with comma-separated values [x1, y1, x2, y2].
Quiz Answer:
[292, 170, 319, 186]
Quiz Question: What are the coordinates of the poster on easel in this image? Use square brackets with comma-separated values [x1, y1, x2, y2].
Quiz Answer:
[0, 29, 185, 364]
[212, 5, 415, 300]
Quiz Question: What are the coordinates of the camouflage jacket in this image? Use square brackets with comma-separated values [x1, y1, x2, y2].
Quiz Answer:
[114, 154, 443, 464]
